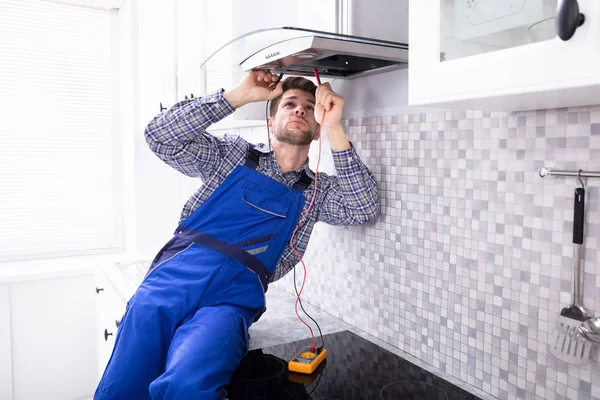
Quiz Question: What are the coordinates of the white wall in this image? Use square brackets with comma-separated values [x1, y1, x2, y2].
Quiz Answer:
[334, 68, 439, 119]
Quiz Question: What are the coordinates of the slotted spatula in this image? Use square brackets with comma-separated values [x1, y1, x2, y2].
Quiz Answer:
[550, 186, 593, 364]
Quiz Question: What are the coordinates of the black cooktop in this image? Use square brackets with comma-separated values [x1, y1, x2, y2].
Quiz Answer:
[225, 330, 482, 399]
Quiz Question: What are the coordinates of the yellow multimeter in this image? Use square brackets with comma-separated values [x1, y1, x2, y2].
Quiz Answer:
[288, 358, 327, 384]
[288, 346, 327, 374]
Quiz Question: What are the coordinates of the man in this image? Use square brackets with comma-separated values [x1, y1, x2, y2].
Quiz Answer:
[94, 70, 380, 400]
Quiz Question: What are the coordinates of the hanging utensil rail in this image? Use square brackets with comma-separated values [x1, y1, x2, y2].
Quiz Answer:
[539, 168, 600, 179]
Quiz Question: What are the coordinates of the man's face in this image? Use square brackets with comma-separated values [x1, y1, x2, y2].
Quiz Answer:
[268, 89, 320, 146]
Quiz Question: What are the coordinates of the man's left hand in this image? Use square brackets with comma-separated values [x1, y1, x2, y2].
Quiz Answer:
[315, 83, 344, 130]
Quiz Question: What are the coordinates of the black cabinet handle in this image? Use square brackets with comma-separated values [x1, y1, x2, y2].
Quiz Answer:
[556, 0, 585, 41]
[160, 102, 167, 112]
[95, 287, 104, 294]
[115, 319, 120, 328]
[104, 329, 113, 341]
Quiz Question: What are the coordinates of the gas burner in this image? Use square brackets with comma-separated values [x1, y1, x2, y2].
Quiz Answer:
[380, 381, 449, 400]
[225, 352, 288, 399]
[325, 346, 369, 368]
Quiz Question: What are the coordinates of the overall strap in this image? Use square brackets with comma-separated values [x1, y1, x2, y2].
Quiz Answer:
[292, 171, 313, 192]
[245, 144, 313, 192]
[174, 227, 271, 292]
[244, 145, 261, 170]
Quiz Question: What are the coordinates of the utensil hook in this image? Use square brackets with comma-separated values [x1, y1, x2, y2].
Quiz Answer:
[577, 169, 585, 189]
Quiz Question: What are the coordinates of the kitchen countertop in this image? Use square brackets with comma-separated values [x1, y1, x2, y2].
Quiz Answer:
[248, 284, 353, 350]
[107, 259, 355, 349]
[256, 285, 496, 400]
[0, 254, 115, 284]
[106, 259, 495, 400]
[103, 259, 353, 346]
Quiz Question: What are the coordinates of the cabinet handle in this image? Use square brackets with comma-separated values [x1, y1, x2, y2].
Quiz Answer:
[104, 329, 113, 341]
[95, 287, 104, 294]
[159, 102, 167, 112]
[115, 319, 120, 328]
[556, 0, 585, 41]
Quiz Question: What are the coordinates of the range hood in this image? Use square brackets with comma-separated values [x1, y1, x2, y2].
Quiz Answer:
[239, 27, 408, 79]
[201, 27, 409, 80]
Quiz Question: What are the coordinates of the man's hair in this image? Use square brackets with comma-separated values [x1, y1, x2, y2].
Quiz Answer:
[269, 76, 317, 117]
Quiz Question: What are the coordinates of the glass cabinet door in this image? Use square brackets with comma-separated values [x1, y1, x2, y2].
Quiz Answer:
[408, 0, 600, 111]
[440, 0, 558, 62]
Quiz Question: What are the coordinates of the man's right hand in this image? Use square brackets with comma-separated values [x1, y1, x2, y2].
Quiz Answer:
[223, 70, 284, 109]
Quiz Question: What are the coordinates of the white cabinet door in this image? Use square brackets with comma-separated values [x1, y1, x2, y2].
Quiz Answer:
[409, 0, 600, 111]
[137, 0, 177, 122]
[129, 0, 186, 257]
[95, 271, 112, 379]
[10, 274, 97, 400]
[175, 0, 208, 98]
[0, 284, 13, 400]
[95, 269, 127, 380]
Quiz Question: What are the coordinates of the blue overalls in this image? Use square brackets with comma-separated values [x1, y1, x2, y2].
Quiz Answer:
[94, 147, 312, 400]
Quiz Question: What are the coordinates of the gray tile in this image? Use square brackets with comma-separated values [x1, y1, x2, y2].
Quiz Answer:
[275, 103, 600, 400]
[568, 112, 579, 124]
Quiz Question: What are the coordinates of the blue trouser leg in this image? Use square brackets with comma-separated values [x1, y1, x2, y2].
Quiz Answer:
[149, 305, 253, 400]
[94, 281, 185, 400]
[95, 245, 265, 400]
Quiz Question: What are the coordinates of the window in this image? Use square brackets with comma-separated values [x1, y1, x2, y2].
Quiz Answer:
[0, 0, 120, 262]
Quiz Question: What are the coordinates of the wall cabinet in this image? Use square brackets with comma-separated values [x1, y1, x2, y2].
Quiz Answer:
[136, 0, 177, 124]
[408, 0, 600, 111]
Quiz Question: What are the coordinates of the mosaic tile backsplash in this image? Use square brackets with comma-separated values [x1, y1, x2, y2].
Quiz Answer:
[264, 107, 600, 400]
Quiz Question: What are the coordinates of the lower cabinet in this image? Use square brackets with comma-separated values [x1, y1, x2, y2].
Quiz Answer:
[0, 263, 142, 400]
[1, 272, 98, 400]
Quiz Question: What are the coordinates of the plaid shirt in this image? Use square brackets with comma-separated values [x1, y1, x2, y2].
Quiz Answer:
[144, 89, 380, 282]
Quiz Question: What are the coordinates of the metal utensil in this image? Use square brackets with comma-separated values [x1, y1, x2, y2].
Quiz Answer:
[550, 180, 593, 364]
[579, 317, 600, 344]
